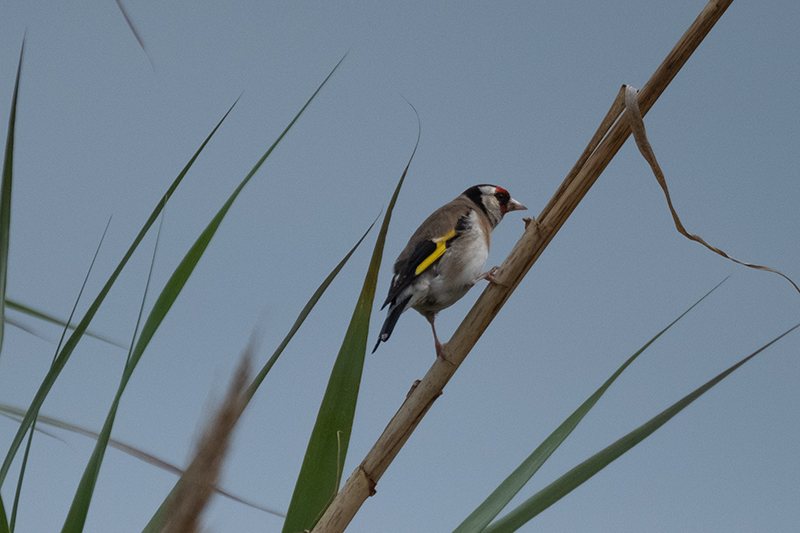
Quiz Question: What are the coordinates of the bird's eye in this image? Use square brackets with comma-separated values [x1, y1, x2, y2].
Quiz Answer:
[495, 191, 510, 204]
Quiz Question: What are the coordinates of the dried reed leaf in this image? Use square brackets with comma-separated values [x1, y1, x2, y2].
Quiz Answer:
[624, 85, 800, 294]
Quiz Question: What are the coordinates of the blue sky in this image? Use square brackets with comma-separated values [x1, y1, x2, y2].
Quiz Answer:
[1, 1, 798, 532]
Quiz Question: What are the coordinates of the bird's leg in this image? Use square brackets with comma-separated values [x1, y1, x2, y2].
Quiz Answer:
[425, 314, 447, 360]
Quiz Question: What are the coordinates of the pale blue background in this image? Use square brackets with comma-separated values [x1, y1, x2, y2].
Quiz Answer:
[1, 1, 798, 532]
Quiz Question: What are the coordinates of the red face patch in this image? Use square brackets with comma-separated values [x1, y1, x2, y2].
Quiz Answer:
[494, 187, 511, 215]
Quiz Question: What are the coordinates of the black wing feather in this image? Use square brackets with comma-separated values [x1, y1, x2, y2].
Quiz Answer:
[381, 238, 437, 309]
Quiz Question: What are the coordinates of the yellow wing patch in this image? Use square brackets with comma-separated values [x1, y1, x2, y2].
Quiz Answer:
[415, 229, 456, 276]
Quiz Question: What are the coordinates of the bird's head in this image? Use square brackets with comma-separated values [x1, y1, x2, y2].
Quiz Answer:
[464, 184, 527, 227]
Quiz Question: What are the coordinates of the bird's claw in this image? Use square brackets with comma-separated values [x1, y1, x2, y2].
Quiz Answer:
[478, 266, 507, 287]
[435, 340, 453, 363]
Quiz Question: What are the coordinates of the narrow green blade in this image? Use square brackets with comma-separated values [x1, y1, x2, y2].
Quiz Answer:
[483, 323, 800, 533]
[0, 99, 237, 487]
[61, 57, 345, 533]
[10, 218, 111, 532]
[140, 218, 376, 533]
[453, 280, 725, 533]
[61, 214, 165, 533]
[282, 113, 419, 533]
[0, 40, 23, 358]
[0, 493, 9, 533]
[245, 216, 378, 403]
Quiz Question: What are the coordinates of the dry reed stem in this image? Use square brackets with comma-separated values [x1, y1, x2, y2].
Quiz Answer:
[310, 1, 735, 532]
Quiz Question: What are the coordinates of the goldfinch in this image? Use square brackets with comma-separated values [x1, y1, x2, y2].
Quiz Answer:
[373, 184, 526, 357]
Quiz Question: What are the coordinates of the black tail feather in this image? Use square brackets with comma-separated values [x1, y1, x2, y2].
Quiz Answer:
[372, 296, 410, 353]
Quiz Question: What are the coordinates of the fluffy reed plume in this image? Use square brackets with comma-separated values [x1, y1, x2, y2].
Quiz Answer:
[161, 346, 253, 533]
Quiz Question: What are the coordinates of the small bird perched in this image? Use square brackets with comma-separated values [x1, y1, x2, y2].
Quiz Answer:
[373, 184, 526, 357]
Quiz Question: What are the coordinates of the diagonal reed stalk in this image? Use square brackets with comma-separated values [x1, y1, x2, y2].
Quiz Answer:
[310, 1, 736, 531]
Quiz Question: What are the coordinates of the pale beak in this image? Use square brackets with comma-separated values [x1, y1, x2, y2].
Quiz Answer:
[506, 198, 527, 212]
